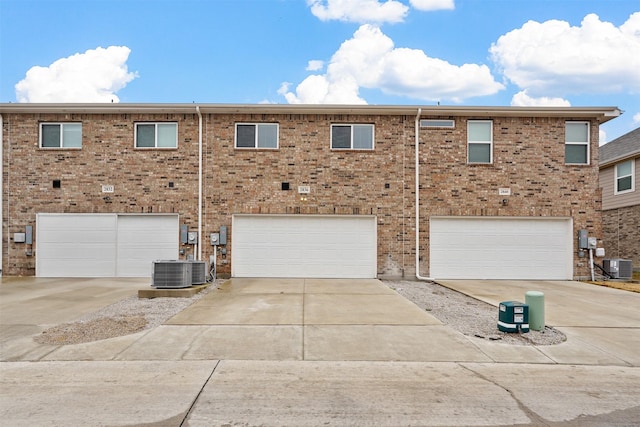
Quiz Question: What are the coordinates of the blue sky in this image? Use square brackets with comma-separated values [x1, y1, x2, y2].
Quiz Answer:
[1, 0, 639, 142]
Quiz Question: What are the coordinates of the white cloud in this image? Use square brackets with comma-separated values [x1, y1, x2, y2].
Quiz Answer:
[283, 74, 366, 104]
[277, 82, 291, 96]
[306, 60, 325, 71]
[15, 46, 138, 103]
[634, 112, 640, 124]
[599, 129, 607, 146]
[307, 0, 408, 24]
[409, 0, 454, 11]
[490, 13, 640, 97]
[282, 24, 503, 104]
[511, 90, 571, 107]
[379, 47, 503, 102]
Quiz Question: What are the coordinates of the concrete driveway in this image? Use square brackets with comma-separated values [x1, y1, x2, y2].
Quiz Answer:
[0, 277, 489, 363]
[2, 277, 639, 365]
[2, 276, 640, 426]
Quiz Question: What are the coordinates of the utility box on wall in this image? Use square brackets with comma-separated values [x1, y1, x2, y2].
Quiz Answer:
[498, 301, 529, 333]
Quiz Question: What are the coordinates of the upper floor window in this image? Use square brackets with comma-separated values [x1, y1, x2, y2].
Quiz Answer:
[235, 123, 279, 149]
[420, 119, 455, 128]
[135, 123, 178, 148]
[331, 124, 374, 150]
[40, 123, 82, 148]
[467, 120, 492, 163]
[615, 160, 635, 194]
[565, 122, 589, 164]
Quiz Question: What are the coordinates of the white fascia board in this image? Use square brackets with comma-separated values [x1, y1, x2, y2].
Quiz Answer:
[0, 103, 622, 122]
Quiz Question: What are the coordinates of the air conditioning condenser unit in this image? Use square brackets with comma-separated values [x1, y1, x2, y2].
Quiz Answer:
[189, 260, 207, 285]
[152, 260, 193, 288]
[602, 259, 633, 280]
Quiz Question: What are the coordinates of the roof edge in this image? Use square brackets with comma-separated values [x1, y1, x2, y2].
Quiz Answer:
[0, 103, 622, 122]
[599, 151, 640, 168]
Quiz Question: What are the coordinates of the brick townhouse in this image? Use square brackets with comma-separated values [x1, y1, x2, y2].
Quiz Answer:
[0, 103, 621, 280]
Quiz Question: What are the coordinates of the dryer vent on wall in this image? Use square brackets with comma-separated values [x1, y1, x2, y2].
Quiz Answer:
[152, 260, 193, 288]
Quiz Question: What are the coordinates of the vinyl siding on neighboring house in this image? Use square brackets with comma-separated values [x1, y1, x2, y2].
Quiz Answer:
[600, 158, 640, 210]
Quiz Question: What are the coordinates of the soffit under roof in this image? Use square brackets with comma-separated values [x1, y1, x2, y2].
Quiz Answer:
[0, 103, 622, 123]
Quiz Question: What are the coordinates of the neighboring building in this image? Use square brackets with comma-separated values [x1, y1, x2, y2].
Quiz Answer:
[0, 103, 621, 280]
[599, 127, 640, 271]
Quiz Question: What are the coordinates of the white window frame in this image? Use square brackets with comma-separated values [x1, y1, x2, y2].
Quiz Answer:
[234, 123, 279, 149]
[614, 159, 635, 194]
[330, 124, 375, 150]
[39, 122, 82, 149]
[565, 121, 590, 165]
[420, 119, 455, 128]
[134, 122, 178, 149]
[467, 120, 493, 164]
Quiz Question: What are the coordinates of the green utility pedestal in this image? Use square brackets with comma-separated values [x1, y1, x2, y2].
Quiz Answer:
[525, 291, 545, 331]
[498, 301, 529, 333]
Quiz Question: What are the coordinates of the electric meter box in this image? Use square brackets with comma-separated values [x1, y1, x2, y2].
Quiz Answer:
[498, 301, 530, 333]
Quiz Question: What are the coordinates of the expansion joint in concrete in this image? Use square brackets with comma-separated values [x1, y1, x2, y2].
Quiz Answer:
[458, 363, 551, 426]
[180, 360, 221, 426]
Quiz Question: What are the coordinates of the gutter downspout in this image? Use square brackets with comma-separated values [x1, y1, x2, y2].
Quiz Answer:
[415, 108, 434, 281]
[196, 106, 203, 261]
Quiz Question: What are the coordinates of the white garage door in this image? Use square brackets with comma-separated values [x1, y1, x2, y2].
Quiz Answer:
[36, 214, 117, 277]
[116, 215, 179, 277]
[429, 217, 573, 280]
[232, 215, 377, 278]
[36, 214, 179, 277]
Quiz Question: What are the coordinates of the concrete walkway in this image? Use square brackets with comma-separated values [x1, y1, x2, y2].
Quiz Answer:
[1, 277, 639, 426]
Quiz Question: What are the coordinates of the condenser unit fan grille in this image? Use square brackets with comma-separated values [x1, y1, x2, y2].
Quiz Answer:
[152, 260, 193, 288]
[190, 261, 207, 285]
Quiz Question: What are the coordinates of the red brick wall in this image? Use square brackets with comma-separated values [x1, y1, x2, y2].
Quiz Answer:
[417, 116, 602, 279]
[2, 113, 200, 275]
[201, 113, 411, 277]
[602, 205, 640, 270]
[2, 111, 603, 278]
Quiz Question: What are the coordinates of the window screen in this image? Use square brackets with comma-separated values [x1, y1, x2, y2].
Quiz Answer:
[353, 125, 373, 149]
[467, 121, 492, 163]
[565, 144, 588, 164]
[257, 124, 278, 148]
[41, 124, 61, 148]
[135, 123, 177, 148]
[136, 124, 156, 148]
[235, 123, 278, 148]
[331, 124, 374, 149]
[616, 160, 633, 192]
[468, 143, 491, 163]
[40, 123, 82, 148]
[565, 122, 589, 164]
